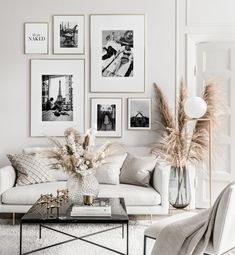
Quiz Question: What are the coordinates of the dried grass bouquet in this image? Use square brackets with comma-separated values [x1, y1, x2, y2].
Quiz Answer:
[152, 80, 223, 168]
[47, 127, 114, 179]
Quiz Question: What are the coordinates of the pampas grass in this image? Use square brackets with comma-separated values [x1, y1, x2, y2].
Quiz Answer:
[177, 79, 187, 133]
[152, 80, 222, 168]
[154, 83, 176, 133]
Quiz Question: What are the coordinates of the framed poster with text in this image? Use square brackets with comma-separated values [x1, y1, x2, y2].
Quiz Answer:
[25, 23, 48, 54]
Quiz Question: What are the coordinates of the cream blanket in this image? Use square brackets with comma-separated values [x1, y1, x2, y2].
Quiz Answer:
[151, 182, 235, 255]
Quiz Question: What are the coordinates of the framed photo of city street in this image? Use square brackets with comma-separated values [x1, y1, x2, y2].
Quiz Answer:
[31, 59, 85, 136]
[90, 14, 145, 92]
[128, 98, 151, 130]
[53, 15, 85, 54]
[24, 23, 48, 54]
[91, 98, 122, 137]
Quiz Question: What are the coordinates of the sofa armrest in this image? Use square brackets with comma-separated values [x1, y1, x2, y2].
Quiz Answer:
[0, 165, 16, 197]
[152, 162, 170, 208]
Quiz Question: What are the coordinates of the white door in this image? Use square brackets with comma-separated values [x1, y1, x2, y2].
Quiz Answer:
[195, 42, 235, 208]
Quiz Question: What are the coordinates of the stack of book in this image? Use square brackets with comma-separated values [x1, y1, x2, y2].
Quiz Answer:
[71, 200, 111, 217]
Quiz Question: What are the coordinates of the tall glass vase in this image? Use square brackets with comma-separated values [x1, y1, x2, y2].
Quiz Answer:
[169, 165, 191, 209]
[66, 173, 99, 205]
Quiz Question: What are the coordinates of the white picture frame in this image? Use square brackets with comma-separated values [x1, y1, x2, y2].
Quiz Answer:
[128, 98, 151, 130]
[53, 15, 85, 54]
[24, 23, 48, 54]
[91, 98, 122, 137]
[90, 14, 145, 92]
[31, 59, 85, 136]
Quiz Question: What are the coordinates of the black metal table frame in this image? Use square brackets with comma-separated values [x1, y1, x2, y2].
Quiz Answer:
[20, 221, 129, 255]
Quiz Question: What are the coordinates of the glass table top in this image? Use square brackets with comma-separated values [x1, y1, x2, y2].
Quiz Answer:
[21, 197, 129, 224]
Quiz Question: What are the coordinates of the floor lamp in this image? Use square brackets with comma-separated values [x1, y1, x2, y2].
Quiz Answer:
[184, 96, 212, 207]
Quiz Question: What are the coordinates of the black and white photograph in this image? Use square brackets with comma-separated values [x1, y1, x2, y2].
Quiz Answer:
[97, 104, 116, 131]
[24, 23, 48, 54]
[60, 21, 78, 48]
[91, 98, 122, 137]
[42, 75, 73, 122]
[31, 59, 85, 136]
[90, 14, 145, 92]
[102, 30, 133, 77]
[128, 98, 151, 130]
[53, 15, 84, 54]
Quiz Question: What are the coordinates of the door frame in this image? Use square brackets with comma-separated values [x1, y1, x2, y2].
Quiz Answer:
[186, 33, 235, 94]
[186, 34, 235, 207]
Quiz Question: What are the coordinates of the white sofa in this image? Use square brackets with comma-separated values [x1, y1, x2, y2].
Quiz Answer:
[0, 147, 170, 216]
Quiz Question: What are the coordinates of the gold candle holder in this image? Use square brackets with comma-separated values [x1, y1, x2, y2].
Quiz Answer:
[83, 195, 94, 206]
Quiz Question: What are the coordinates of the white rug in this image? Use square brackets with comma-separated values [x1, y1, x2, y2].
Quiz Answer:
[1, 219, 235, 255]
[0, 219, 155, 255]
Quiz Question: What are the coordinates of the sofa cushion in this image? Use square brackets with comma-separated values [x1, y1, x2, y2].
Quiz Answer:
[120, 153, 158, 187]
[7, 154, 54, 186]
[95, 153, 127, 185]
[98, 184, 161, 206]
[2, 182, 66, 205]
[2, 182, 161, 206]
[23, 147, 69, 181]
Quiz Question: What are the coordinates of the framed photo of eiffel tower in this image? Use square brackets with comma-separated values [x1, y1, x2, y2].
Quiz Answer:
[127, 98, 151, 130]
[31, 59, 85, 136]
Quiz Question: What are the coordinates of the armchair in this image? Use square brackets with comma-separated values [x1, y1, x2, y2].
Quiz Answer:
[144, 184, 235, 255]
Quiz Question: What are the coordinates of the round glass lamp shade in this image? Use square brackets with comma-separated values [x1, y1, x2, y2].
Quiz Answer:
[184, 97, 207, 119]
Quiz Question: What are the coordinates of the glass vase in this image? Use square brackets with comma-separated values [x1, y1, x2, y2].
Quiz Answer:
[169, 165, 191, 209]
[66, 173, 99, 205]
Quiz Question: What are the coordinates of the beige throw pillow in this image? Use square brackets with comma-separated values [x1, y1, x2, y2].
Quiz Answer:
[23, 147, 68, 181]
[120, 153, 158, 187]
[95, 153, 127, 185]
[7, 154, 54, 186]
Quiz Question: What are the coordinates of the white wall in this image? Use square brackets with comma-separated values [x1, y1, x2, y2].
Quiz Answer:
[177, 0, 235, 206]
[0, 0, 176, 167]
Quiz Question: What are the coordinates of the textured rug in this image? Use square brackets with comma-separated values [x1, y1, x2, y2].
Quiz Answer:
[0, 219, 235, 255]
[0, 219, 155, 255]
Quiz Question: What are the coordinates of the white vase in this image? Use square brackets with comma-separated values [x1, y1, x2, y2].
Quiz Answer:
[66, 174, 99, 204]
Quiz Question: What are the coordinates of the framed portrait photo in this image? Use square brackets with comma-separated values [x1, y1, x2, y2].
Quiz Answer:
[128, 98, 151, 130]
[24, 23, 48, 54]
[90, 14, 145, 92]
[31, 59, 85, 136]
[53, 15, 85, 54]
[91, 98, 122, 137]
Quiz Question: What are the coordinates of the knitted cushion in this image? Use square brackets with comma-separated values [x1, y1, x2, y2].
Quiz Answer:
[7, 154, 53, 186]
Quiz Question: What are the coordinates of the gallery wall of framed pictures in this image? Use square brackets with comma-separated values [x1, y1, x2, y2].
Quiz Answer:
[25, 14, 152, 138]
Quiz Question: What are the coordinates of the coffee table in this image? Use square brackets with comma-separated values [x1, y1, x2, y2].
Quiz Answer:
[20, 197, 129, 255]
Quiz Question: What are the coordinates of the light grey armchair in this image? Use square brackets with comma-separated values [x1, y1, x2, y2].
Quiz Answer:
[144, 184, 235, 255]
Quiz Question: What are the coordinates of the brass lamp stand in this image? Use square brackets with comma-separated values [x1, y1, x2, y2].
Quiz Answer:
[188, 118, 212, 207]
[184, 96, 212, 208]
